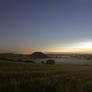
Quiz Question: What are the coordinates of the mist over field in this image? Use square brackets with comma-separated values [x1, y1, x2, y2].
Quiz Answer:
[35, 58, 92, 65]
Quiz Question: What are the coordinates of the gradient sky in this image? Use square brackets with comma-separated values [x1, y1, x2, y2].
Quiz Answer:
[0, 0, 92, 54]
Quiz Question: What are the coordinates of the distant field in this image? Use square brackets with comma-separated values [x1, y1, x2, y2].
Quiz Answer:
[35, 58, 92, 65]
[0, 60, 92, 92]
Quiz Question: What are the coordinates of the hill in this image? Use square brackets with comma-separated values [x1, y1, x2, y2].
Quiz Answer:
[30, 52, 49, 59]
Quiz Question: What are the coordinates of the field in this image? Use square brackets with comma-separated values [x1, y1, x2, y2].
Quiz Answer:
[35, 58, 92, 65]
[0, 60, 92, 92]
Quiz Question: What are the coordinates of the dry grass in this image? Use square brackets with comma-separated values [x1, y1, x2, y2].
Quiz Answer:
[0, 60, 92, 92]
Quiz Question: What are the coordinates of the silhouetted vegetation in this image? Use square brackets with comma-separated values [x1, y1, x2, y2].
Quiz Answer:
[41, 61, 45, 64]
[46, 60, 55, 64]
[0, 52, 49, 62]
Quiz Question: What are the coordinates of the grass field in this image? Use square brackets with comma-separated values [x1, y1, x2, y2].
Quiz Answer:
[0, 60, 92, 92]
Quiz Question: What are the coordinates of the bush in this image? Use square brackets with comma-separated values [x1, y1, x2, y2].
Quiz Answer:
[46, 60, 55, 64]
[25, 60, 35, 63]
[41, 61, 45, 64]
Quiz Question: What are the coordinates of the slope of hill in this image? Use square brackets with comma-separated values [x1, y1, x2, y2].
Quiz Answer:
[30, 52, 49, 59]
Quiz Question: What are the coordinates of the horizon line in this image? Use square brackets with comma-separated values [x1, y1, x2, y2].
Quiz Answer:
[0, 51, 92, 55]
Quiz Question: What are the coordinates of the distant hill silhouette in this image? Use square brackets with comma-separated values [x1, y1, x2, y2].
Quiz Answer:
[30, 52, 49, 59]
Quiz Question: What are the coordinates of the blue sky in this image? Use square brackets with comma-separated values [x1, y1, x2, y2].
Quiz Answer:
[0, 0, 92, 54]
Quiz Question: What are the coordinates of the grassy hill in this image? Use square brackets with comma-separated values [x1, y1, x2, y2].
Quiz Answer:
[0, 60, 92, 92]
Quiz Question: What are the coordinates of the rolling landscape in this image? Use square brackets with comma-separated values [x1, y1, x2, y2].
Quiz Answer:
[0, 52, 92, 92]
[1, 0, 92, 92]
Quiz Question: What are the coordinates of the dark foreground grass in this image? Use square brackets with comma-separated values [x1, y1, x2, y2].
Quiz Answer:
[0, 60, 92, 92]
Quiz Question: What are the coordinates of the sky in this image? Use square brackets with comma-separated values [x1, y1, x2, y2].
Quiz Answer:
[0, 0, 92, 54]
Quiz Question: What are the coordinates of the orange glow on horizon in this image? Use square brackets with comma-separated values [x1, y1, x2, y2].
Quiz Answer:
[19, 48, 92, 54]
[1, 50, 92, 54]
[44, 48, 92, 54]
